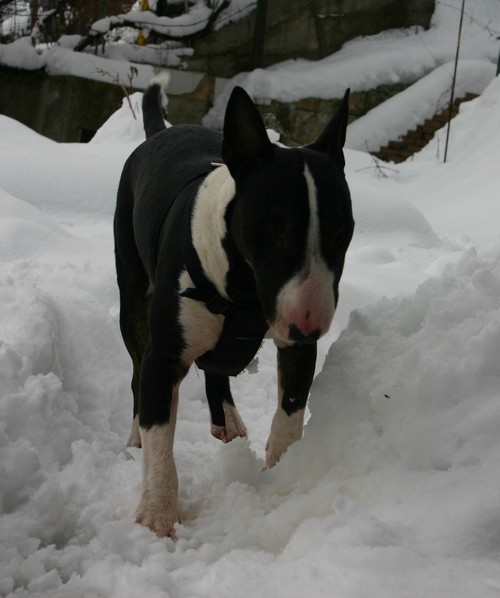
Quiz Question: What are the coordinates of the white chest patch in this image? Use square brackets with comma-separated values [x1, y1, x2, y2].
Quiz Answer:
[178, 269, 224, 366]
[190, 165, 235, 299]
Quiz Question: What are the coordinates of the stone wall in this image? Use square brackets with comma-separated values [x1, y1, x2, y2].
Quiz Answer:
[258, 83, 409, 146]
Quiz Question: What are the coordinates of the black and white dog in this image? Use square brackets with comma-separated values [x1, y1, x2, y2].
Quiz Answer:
[114, 76, 354, 538]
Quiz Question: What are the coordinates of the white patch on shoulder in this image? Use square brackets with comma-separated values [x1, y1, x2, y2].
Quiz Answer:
[191, 165, 235, 299]
[272, 163, 335, 342]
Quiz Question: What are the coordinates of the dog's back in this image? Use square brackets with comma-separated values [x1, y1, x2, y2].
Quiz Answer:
[117, 86, 223, 280]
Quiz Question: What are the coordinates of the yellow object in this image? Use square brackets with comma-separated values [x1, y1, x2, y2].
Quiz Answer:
[138, 0, 150, 46]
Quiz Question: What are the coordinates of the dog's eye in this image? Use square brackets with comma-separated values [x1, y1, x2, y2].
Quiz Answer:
[269, 217, 285, 239]
[332, 227, 343, 241]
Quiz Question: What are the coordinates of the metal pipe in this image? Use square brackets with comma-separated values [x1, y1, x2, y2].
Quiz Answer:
[252, 0, 268, 70]
[444, 0, 466, 164]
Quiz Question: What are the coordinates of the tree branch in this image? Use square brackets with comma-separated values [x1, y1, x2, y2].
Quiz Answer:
[74, 1, 230, 53]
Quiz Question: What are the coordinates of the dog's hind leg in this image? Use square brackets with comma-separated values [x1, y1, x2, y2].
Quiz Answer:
[134, 297, 189, 538]
[118, 276, 150, 448]
[205, 372, 247, 443]
[265, 343, 317, 468]
[135, 378, 182, 539]
[115, 176, 151, 448]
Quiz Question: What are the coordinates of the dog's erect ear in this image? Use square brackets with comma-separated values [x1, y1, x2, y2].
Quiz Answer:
[307, 88, 350, 171]
[222, 86, 273, 176]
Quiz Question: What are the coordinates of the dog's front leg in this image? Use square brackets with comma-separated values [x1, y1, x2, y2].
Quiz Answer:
[265, 343, 317, 469]
[205, 373, 248, 443]
[135, 348, 185, 539]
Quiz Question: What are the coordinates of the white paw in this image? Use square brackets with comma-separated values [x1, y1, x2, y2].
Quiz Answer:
[264, 442, 282, 470]
[135, 491, 179, 539]
[264, 408, 305, 469]
[137, 423, 179, 538]
[211, 403, 247, 443]
[127, 415, 142, 448]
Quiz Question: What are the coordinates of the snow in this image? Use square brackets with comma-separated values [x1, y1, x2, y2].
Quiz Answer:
[1, 2, 500, 596]
[0, 1, 256, 75]
[91, 5, 213, 38]
[90, 1, 256, 38]
[204, 0, 500, 129]
[347, 59, 496, 152]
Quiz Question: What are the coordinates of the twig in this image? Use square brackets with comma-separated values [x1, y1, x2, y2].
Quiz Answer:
[94, 65, 139, 119]
[355, 142, 400, 177]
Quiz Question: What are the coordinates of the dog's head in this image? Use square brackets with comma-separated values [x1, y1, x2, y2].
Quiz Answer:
[223, 87, 354, 345]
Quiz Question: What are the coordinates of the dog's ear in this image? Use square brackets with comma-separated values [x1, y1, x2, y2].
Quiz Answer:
[222, 86, 273, 176]
[307, 88, 350, 171]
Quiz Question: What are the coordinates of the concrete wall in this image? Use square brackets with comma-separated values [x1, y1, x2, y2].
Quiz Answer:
[0, 65, 410, 145]
[0, 66, 224, 142]
[0, 67, 125, 142]
[186, 0, 435, 77]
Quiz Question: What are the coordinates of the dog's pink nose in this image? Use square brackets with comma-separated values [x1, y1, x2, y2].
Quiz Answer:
[275, 262, 336, 344]
[287, 309, 323, 342]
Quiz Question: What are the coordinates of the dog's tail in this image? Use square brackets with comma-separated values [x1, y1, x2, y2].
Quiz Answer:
[142, 72, 170, 139]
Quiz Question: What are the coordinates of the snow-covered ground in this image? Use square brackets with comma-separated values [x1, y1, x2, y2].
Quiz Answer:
[1, 1, 500, 595]
[1, 65, 500, 597]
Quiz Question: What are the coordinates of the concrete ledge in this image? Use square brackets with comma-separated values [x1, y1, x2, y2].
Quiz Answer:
[0, 65, 227, 142]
